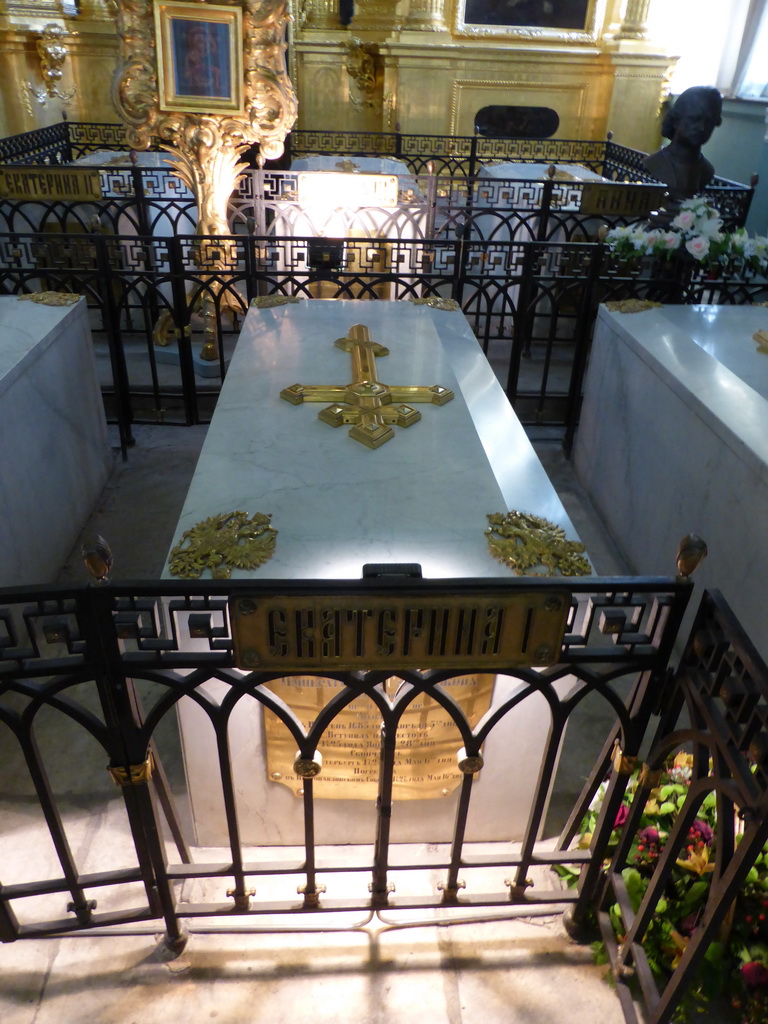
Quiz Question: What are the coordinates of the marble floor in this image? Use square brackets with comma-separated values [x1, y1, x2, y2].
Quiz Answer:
[1, 424, 699, 1024]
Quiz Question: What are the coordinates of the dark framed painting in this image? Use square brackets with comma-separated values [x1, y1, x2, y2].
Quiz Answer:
[456, 0, 600, 39]
[155, 1, 243, 113]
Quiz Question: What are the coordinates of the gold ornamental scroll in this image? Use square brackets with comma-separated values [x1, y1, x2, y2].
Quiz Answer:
[264, 674, 495, 800]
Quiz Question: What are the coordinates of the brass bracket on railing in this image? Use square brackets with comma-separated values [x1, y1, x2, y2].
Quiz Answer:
[457, 748, 483, 775]
[226, 887, 256, 910]
[368, 881, 395, 907]
[505, 877, 533, 900]
[67, 898, 97, 921]
[638, 764, 663, 789]
[107, 753, 153, 787]
[298, 883, 326, 908]
[293, 751, 323, 778]
[612, 741, 638, 776]
[437, 879, 466, 902]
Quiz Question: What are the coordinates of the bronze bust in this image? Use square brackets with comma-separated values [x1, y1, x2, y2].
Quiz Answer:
[643, 86, 723, 202]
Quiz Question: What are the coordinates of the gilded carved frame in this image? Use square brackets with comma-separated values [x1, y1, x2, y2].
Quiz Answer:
[113, 0, 296, 160]
[154, 1, 244, 114]
[454, 0, 603, 43]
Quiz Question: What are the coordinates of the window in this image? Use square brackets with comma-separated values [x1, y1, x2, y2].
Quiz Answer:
[734, 1, 768, 97]
[644, 0, 768, 99]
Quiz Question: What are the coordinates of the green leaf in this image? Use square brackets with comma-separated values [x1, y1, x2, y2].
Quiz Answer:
[552, 864, 579, 887]
[622, 867, 648, 911]
[658, 801, 677, 815]
[660, 784, 687, 798]
[679, 880, 710, 915]
[704, 940, 724, 963]
[591, 940, 609, 966]
[609, 902, 623, 935]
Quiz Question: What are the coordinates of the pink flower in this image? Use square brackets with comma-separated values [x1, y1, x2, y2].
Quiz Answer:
[685, 236, 710, 261]
[614, 804, 629, 828]
[742, 962, 768, 987]
[673, 210, 696, 232]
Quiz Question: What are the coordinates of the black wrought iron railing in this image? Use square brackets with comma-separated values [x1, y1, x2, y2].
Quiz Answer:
[596, 588, 768, 1024]
[2, 572, 767, 1024]
[0, 574, 691, 948]
[0, 121, 762, 454]
[0, 121, 755, 222]
[0, 228, 765, 456]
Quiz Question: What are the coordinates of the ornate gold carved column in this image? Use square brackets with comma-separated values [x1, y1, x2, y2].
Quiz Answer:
[614, 0, 651, 40]
[403, 0, 448, 32]
[113, 0, 297, 361]
[350, 0, 401, 34]
[301, 0, 340, 29]
[76, 0, 113, 21]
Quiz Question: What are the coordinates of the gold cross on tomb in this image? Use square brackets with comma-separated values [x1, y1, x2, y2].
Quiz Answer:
[280, 323, 454, 449]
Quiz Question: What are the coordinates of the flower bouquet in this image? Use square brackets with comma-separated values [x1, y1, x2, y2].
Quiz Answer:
[603, 199, 768, 277]
[556, 752, 768, 1023]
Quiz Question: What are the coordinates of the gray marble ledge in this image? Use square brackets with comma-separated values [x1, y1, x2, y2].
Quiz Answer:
[0, 296, 86, 397]
[599, 303, 768, 475]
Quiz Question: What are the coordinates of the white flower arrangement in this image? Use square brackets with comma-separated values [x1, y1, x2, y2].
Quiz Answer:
[603, 198, 768, 275]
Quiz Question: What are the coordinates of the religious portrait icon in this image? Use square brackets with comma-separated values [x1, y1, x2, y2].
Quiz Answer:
[456, 0, 598, 38]
[154, 1, 243, 113]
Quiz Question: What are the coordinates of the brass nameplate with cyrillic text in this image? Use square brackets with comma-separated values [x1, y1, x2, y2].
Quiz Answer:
[579, 183, 667, 218]
[0, 167, 103, 202]
[230, 590, 570, 670]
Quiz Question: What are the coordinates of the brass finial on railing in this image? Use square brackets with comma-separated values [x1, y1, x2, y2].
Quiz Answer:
[676, 534, 708, 580]
[82, 534, 114, 584]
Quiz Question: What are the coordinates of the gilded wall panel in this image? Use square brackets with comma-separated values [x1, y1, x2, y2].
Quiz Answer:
[0, 19, 119, 138]
[287, 0, 671, 146]
[605, 54, 674, 152]
[67, 29, 121, 126]
[295, 46, 383, 132]
[386, 47, 617, 140]
[448, 79, 592, 139]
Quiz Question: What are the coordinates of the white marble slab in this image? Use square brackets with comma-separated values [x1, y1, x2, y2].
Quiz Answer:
[290, 156, 414, 176]
[168, 299, 587, 846]
[73, 150, 176, 169]
[574, 302, 768, 661]
[166, 299, 580, 580]
[479, 162, 608, 183]
[0, 296, 112, 587]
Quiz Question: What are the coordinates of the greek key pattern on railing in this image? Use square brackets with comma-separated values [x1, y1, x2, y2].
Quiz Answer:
[0, 122, 70, 166]
[66, 122, 136, 159]
[476, 137, 605, 168]
[0, 581, 688, 676]
[289, 130, 399, 157]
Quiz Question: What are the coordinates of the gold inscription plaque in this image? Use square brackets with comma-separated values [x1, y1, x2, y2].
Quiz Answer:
[0, 167, 103, 202]
[264, 673, 495, 800]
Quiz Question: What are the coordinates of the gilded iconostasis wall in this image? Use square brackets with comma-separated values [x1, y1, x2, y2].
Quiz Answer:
[0, 0, 673, 152]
